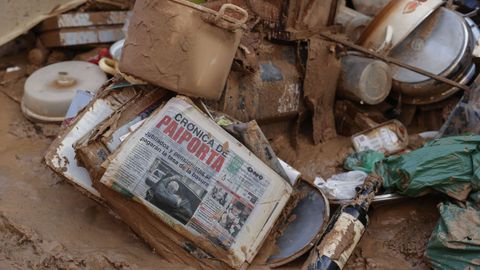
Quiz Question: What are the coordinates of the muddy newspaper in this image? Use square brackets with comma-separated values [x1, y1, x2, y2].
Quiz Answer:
[101, 97, 292, 266]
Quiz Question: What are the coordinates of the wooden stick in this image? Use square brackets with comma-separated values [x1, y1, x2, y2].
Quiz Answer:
[318, 32, 472, 92]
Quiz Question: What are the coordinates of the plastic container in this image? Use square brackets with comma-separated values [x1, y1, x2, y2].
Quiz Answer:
[119, 0, 248, 100]
[337, 55, 392, 105]
[21, 61, 107, 123]
[335, 4, 372, 42]
[351, 120, 409, 155]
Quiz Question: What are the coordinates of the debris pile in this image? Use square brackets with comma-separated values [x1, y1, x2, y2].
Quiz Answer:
[1, 0, 480, 269]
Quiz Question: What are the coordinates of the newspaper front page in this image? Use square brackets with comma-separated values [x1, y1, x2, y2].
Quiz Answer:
[100, 97, 292, 267]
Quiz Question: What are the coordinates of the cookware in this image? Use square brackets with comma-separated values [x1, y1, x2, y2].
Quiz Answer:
[389, 7, 475, 104]
[359, 0, 444, 53]
[267, 181, 329, 267]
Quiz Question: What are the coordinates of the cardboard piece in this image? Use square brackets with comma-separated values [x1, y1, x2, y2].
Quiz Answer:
[45, 78, 158, 199]
[0, 0, 86, 47]
[99, 97, 292, 268]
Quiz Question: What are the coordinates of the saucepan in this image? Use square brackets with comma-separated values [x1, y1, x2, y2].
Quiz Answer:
[358, 0, 445, 53]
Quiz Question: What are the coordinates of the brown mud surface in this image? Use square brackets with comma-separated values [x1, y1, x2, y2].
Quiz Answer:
[0, 54, 440, 270]
[0, 56, 188, 269]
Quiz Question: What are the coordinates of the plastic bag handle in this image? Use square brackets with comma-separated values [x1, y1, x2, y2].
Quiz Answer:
[215, 4, 248, 30]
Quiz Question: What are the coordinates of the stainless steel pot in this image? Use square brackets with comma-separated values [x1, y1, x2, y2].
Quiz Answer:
[389, 7, 475, 104]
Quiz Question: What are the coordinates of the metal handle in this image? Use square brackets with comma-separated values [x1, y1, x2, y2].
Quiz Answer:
[377, 25, 394, 53]
[214, 3, 248, 30]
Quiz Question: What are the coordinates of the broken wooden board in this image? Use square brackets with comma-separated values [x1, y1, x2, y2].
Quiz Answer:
[285, 0, 336, 31]
[303, 37, 340, 144]
[0, 0, 86, 47]
[44, 78, 145, 199]
[259, 0, 335, 41]
[40, 25, 124, 47]
[40, 11, 128, 31]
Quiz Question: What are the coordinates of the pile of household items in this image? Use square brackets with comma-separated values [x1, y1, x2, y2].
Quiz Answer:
[2, 0, 479, 269]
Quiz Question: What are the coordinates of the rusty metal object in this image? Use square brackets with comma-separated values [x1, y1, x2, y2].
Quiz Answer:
[215, 42, 303, 123]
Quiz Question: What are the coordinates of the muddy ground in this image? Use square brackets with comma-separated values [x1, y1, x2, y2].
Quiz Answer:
[0, 54, 441, 269]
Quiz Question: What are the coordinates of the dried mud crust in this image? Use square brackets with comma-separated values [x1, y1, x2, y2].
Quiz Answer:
[270, 134, 354, 182]
[345, 197, 441, 270]
[0, 213, 131, 270]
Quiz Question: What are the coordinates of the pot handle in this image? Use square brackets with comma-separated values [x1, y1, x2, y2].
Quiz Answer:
[377, 25, 394, 53]
[215, 4, 248, 30]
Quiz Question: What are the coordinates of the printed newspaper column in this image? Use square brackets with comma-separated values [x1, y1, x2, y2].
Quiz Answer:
[100, 97, 292, 269]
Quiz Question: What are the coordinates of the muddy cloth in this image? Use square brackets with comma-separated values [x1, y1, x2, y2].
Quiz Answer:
[349, 136, 480, 201]
[425, 192, 480, 269]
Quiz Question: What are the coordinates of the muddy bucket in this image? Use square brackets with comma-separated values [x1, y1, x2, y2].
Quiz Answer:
[119, 0, 248, 100]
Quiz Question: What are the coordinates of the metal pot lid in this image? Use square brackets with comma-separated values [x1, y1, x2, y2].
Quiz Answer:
[389, 7, 469, 84]
[22, 61, 107, 122]
[267, 181, 329, 267]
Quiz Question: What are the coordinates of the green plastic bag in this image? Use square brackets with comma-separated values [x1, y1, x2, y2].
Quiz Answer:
[344, 150, 384, 173]
[425, 192, 480, 270]
[374, 135, 480, 201]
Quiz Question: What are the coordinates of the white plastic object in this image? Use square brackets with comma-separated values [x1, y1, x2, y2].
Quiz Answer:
[314, 171, 368, 200]
[21, 61, 107, 123]
[109, 39, 124, 61]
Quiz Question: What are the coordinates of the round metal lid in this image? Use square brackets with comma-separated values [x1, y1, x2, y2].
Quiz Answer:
[267, 181, 329, 267]
[389, 7, 469, 84]
[22, 61, 107, 122]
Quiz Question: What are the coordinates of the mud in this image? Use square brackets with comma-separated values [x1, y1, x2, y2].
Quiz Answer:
[0, 52, 442, 270]
[0, 56, 186, 270]
[345, 197, 441, 270]
[271, 134, 354, 182]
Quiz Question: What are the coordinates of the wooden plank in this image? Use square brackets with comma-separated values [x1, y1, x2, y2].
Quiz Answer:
[40, 25, 124, 47]
[303, 37, 340, 144]
[40, 11, 128, 31]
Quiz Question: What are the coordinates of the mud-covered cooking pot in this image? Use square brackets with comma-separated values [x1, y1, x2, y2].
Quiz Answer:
[389, 7, 476, 104]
